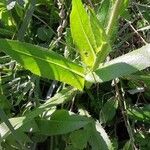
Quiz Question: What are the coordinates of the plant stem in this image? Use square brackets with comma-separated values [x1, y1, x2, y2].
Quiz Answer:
[17, 0, 36, 41]
[114, 79, 136, 149]
[87, 0, 94, 8]
[106, 0, 123, 37]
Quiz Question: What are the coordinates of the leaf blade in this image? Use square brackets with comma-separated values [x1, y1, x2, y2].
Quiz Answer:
[86, 122, 113, 150]
[70, 0, 109, 68]
[36, 110, 92, 135]
[0, 39, 85, 90]
[86, 44, 150, 83]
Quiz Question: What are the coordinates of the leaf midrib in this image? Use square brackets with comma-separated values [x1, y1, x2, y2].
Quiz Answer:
[74, 0, 96, 57]
[5, 47, 85, 78]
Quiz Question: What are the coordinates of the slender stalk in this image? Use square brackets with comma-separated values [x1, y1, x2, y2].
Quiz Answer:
[106, 0, 123, 37]
[17, 0, 36, 41]
[114, 79, 136, 149]
[125, 19, 147, 45]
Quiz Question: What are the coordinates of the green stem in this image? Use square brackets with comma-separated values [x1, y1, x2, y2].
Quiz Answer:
[114, 80, 136, 149]
[17, 0, 36, 41]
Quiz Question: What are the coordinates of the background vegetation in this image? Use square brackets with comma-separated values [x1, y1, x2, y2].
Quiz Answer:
[0, 0, 150, 149]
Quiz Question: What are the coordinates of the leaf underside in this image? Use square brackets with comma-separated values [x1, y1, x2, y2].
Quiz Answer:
[86, 44, 150, 83]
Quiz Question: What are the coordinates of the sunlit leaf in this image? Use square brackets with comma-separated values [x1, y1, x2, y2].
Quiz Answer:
[70, 0, 109, 68]
[0, 39, 85, 90]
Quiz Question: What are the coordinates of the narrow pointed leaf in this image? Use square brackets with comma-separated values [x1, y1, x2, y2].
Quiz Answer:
[0, 39, 85, 90]
[86, 44, 150, 83]
[70, 0, 109, 67]
[97, 0, 129, 27]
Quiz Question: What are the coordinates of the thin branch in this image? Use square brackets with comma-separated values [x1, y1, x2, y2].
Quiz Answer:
[125, 19, 147, 45]
[114, 79, 137, 149]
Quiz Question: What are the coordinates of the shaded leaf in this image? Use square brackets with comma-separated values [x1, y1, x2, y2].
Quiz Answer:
[97, 0, 112, 26]
[123, 140, 133, 150]
[70, 129, 89, 149]
[127, 105, 150, 123]
[86, 122, 113, 150]
[0, 117, 38, 141]
[0, 110, 92, 139]
[17, 0, 36, 41]
[0, 88, 76, 140]
[120, 0, 130, 16]
[37, 27, 53, 41]
[105, 0, 130, 41]
[100, 97, 118, 123]
[36, 110, 92, 135]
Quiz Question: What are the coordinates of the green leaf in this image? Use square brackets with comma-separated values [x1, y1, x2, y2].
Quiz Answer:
[86, 44, 150, 83]
[70, 0, 109, 68]
[127, 105, 150, 123]
[0, 28, 14, 37]
[25, 87, 77, 120]
[36, 110, 92, 135]
[0, 117, 39, 141]
[0, 109, 26, 148]
[0, 88, 76, 140]
[87, 122, 113, 150]
[120, 0, 130, 17]
[100, 97, 118, 123]
[0, 80, 10, 113]
[123, 140, 133, 150]
[0, 39, 85, 90]
[17, 0, 36, 41]
[97, 0, 112, 26]
[65, 145, 78, 150]
[70, 129, 89, 149]
[127, 73, 150, 87]
[0, 1, 14, 27]
[0, 110, 92, 138]
[37, 27, 53, 41]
